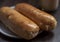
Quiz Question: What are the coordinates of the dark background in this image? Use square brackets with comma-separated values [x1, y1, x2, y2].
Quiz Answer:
[0, 0, 60, 42]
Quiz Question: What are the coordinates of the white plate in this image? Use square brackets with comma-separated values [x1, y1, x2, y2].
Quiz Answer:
[0, 22, 19, 38]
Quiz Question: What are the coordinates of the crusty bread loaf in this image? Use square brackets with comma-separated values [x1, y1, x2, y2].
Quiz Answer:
[15, 3, 57, 31]
[0, 7, 39, 40]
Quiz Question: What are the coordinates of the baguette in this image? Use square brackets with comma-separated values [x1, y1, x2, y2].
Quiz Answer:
[15, 3, 57, 31]
[0, 7, 39, 40]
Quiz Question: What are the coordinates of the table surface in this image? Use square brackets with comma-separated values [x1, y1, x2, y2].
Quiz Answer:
[0, 0, 60, 42]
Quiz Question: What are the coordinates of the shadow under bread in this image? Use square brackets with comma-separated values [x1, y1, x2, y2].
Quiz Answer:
[0, 30, 54, 42]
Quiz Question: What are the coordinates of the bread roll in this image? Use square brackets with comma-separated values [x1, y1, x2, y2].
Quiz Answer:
[15, 3, 57, 31]
[0, 7, 39, 40]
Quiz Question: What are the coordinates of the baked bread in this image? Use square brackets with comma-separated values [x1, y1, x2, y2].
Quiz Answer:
[15, 3, 57, 31]
[0, 7, 39, 40]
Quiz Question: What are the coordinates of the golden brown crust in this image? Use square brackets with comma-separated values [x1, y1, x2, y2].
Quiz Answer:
[0, 7, 39, 40]
[15, 3, 57, 31]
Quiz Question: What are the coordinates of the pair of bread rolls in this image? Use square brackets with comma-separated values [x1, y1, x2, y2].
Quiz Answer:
[0, 3, 57, 40]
